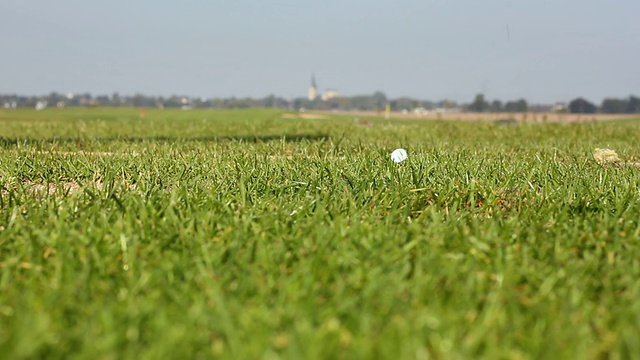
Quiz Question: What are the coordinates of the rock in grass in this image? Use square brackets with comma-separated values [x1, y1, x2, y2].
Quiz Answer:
[593, 148, 622, 165]
[593, 148, 640, 168]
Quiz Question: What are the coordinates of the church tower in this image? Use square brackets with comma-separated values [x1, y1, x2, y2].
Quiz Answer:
[308, 74, 318, 101]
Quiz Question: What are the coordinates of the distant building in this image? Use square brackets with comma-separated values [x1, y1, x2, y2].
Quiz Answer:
[307, 74, 338, 101]
[569, 98, 597, 114]
[308, 74, 318, 101]
[321, 89, 338, 101]
[552, 102, 567, 113]
[180, 97, 191, 110]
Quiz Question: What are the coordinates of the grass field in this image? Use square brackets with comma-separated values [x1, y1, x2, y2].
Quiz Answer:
[1, 108, 640, 359]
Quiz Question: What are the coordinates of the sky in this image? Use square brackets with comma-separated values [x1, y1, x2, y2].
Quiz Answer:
[1, 0, 639, 104]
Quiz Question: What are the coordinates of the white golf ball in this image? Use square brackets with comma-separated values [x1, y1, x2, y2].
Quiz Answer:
[390, 148, 408, 163]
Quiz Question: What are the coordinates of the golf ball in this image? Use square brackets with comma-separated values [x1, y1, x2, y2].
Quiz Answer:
[391, 148, 408, 163]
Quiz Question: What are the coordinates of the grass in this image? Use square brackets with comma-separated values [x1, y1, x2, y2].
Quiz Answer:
[1, 107, 640, 359]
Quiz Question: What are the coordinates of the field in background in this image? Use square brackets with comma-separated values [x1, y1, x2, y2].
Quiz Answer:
[327, 110, 640, 123]
[2, 108, 640, 359]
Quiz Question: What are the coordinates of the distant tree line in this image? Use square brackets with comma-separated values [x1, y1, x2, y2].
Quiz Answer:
[565, 96, 640, 114]
[600, 96, 640, 114]
[467, 94, 529, 112]
[465, 93, 640, 114]
[0, 93, 292, 110]
[0, 91, 447, 112]
[2, 92, 639, 114]
[296, 92, 454, 112]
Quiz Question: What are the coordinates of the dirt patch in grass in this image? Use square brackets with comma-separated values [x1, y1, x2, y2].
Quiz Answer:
[282, 113, 328, 120]
[0, 179, 138, 199]
[28, 181, 84, 195]
[34, 150, 116, 156]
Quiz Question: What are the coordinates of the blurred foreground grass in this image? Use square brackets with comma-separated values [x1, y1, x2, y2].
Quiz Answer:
[1, 108, 640, 359]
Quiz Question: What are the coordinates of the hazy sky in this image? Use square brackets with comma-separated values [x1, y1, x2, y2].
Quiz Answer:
[1, 0, 639, 103]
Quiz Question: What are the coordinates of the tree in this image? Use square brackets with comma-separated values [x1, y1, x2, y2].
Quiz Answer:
[438, 100, 455, 109]
[627, 96, 640, 113]
[111, 93, 122, 106]
[490, 100, 503, 112]
[372, 91, 387, 111]
[95, 95, 110, 106]
[569, 98, 597, 114]
[601, 98, 629, 113]
[468, 94, 489, 112]
[504, 99, 528, 112]
[132, 94, 147, 107]
[391, 97, 415, 111]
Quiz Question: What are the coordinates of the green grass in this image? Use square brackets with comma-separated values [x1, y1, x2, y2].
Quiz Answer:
[1, 108, 640, 359]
